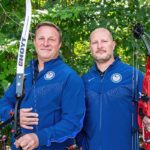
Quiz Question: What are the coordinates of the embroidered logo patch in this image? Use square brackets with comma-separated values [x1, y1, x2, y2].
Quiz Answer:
[44, 71, 55, 80]
[111, 73, 122, 83]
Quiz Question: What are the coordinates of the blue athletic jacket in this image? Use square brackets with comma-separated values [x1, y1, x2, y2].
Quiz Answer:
[0, 57, 85, 150]
[77, 57, 143, 150]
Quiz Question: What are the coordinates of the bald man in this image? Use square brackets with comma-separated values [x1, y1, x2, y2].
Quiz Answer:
[77, 28, 144, 150]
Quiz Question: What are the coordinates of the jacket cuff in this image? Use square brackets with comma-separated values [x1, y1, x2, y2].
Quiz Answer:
[36, 130, 51, 147]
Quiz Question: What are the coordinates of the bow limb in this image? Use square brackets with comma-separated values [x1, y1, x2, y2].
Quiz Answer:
[14, 0, 32, 139]
[16, 0, 32, 97]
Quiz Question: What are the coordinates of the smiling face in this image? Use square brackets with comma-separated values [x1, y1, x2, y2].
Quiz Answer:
[34, 25, 61, 64]
[90, 28, 116, 64]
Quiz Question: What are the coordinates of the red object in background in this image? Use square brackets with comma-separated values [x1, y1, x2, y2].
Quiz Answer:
[138, 57, 150, 150]
[65, 144, 78, 150]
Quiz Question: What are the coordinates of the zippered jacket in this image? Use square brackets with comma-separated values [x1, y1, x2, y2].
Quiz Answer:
[77, 57, 143, 150]
[0, 57, 85, 150]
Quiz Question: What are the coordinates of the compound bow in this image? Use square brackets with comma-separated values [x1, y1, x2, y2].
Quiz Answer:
[133, 24, 150, 150]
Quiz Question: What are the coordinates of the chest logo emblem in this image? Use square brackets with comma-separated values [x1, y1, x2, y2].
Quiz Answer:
[111, 73, 122, 83]
[44, 71, 55, 80]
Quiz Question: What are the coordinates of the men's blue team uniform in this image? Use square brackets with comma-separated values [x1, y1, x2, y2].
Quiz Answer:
[78, 57, 143, 150]
[0, 57, 85, 150]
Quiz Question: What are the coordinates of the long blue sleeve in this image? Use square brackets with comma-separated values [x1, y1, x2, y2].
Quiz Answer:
[0, 80, 16, 121]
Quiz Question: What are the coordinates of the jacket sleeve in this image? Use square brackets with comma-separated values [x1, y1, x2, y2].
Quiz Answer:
[0, 79, 16, 122]
[36, 73, 85, 147]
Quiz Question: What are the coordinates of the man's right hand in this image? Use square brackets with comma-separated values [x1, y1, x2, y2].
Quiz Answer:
[20, 108, 39, 130]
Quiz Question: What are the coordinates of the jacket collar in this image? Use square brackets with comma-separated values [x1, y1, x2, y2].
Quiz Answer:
[92, 57, 121, 72]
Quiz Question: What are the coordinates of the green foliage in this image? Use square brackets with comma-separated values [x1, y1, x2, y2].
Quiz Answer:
[0, 0, 150, 147]
[0, 0, 150, 90]
[0, 0, 149, 94]
[0, 124, 12, 146]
